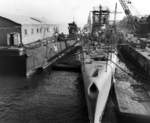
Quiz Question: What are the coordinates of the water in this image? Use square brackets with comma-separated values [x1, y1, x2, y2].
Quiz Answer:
[0, 48, 89, 123]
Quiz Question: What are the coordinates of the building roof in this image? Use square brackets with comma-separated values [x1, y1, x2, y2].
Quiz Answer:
[0, 14, 48, 25]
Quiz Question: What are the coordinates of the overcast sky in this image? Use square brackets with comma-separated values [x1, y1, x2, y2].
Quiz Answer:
[0, 0, 149, 27]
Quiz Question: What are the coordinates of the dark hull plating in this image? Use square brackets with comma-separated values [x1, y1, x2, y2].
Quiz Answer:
[0, 55, 26, 76]
[0, 40, 77, 76]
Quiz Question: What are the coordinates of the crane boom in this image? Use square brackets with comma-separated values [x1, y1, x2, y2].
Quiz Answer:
[119, 0, 131, 16]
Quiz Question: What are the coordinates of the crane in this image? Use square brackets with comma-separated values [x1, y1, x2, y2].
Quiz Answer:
[119, 0, 150, 36]
[118, 0, 140, 34]
[119, 0, 131, 16]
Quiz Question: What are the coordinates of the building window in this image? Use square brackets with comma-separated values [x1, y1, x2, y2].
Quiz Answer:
[37, 28, 39, 33]
[40, 28, 42, 33]
[47, 28, 49, 32]
[24, 29, 27, 35]
[31, 29, 34, 34]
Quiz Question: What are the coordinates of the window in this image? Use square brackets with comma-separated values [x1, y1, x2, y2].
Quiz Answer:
[24, 29, 27, 35]
[37, 28, 39, 33]
[47, 28, 49, 32]
[40, 28, 42, 33]
[9, 34, 14, 46]
[31, 29, 34, 34]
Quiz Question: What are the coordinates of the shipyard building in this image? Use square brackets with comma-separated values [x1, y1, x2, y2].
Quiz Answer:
[0, 15, 54, 46]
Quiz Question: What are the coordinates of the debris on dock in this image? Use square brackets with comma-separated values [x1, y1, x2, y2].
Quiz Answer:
[114, 55, 150, 123]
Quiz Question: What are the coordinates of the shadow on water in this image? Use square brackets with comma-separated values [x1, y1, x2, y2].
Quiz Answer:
[0, 49, 89, 123]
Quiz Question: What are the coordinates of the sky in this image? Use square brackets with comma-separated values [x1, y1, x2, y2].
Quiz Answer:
[0, 0, 149, 28]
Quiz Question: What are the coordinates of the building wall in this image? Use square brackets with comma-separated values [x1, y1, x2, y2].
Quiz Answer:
[21, 24, 55, 44]
[0, 16, 56, 46]
[0, 17, 21, 46]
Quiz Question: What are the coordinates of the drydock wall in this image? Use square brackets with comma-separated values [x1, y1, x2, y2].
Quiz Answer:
[118, 44, 150, 76]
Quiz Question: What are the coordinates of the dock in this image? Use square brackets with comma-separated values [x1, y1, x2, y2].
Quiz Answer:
[118, 44, 150, 76]
[114, 50, 150, 123]
[0, 0, 150, 122]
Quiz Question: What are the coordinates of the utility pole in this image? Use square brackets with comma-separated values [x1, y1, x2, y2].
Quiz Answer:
[114, 3, 118, 28]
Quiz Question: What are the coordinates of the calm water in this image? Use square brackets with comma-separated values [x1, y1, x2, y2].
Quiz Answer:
[0, 47, 89, 123]
[0, 70, 89, 123]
